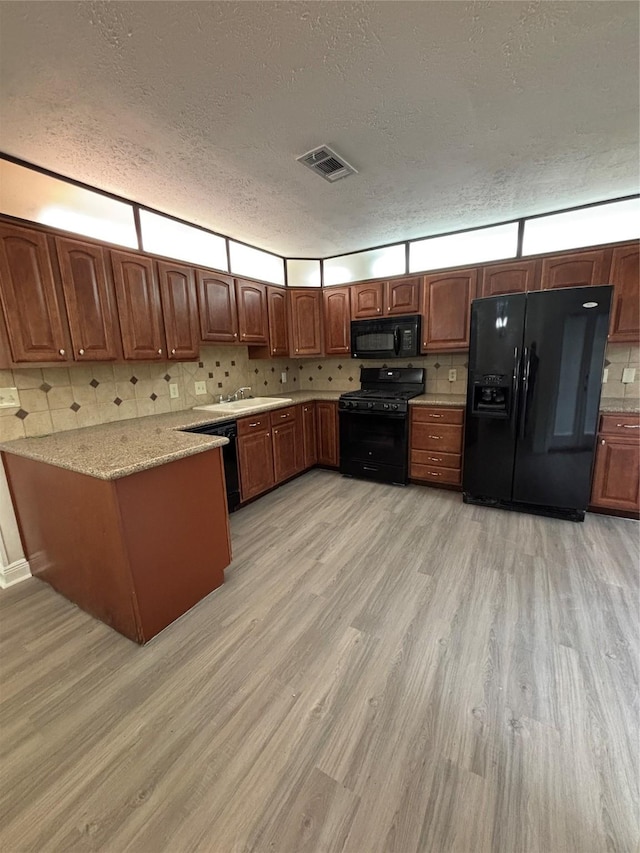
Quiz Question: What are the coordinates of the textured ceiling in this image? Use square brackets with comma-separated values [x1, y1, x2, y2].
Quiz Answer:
[1, 1, 638, 257]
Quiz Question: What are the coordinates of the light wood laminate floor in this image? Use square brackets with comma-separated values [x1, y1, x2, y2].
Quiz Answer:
[1, 471, 638, 853]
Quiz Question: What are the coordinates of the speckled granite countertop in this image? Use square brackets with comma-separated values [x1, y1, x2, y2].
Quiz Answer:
[409, 394, 467, 407]
[599, 397, 640, 414]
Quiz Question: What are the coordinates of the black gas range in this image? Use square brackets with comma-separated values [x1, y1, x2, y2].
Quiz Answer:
[338, 367, 425, 485]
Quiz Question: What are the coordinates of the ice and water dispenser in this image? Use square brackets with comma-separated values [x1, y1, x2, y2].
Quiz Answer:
[470, 373, 511, 418]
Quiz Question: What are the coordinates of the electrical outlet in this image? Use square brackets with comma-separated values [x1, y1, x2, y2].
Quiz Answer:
[448, 369, 457, 382]
[622, 367, 636, 384]
[0, 387, 20, 408]
[194, 381, 207, 395]
[602, 368, 608, 383]
[169, 383, 179, 399]
[281, 372, 287, 383]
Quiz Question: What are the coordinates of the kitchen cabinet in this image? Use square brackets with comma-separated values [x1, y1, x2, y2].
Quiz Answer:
[410, 406, 465, 486]
[0, 222, 70, 363]
[157, 260, 200, 360]
[540, 249, 610, 290]
[351, 277, 421, 319]
[55, 237, 121, 362]
[270, 406, 304, 482]
[481, 260, 541, 297]
[237, 414, 275, 501]
[608, 243, 639, 343]
[289, 289, 323, 356]
[236, 279, 269, 345]
[323, 287, 351, 355]
[197, 270, 238, 344]
[111, 250, 166, 360]
[302, 402, 318, 468]
[267, 286, 289, 356]
[351, 281, 384, 318]
[316, 401, 339, 467]
[386, 277, 421, 315]
[590, 414, 640, 516]
[421, 269, 477, 351]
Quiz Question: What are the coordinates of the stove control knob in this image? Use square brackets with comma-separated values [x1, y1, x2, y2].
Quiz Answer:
[392, 403, 399, 410]
[367, 402, 375, 409]
[383, 403, 390, 410]
[351, 401, 358, 409]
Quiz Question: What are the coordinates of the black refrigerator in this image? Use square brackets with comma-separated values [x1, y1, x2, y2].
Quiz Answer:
[463, 285, 612, 521]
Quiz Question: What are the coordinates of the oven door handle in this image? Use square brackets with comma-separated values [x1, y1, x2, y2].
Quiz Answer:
[339, 409, 407, 419]
[393, 327, 401, 356]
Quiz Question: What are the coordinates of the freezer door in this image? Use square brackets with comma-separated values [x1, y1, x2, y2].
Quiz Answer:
[463, 294, 526, 501]
[512, 285, 612, 510]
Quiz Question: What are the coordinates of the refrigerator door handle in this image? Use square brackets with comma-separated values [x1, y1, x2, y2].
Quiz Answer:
[511, 346, 521, 434]
[519, 346, 531, 440]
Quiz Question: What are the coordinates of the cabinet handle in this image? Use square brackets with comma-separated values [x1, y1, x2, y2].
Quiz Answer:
[78, 348, 85, 356]
[428, 434, 442, 440]
[59, 349, 65, 356]
[249, 422, 260, 428]
[429, 413, 443, 418]
[618, 423, 640, 429]
[428, 456, 442, 462]
[280, 413, 289, 419]
[157, 348, 162, 355]
[428, 471, 441, 477]
[171, 348, 176, 355]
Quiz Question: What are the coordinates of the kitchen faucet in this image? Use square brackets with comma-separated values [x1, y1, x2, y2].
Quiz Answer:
[219, 386, 252, 403]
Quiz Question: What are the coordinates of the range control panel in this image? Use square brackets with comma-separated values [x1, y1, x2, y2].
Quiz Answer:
[339, 399, 408, 414]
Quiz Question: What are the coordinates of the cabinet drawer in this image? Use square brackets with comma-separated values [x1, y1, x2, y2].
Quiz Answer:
[269, 405, 298, 426]
[237, 415, 270, 436]
[599, 413, 640, 437]
[411, 406, 464, 425]
[411, 449, 461, 470]
[411, 463, 461, 485]
[411, 422, 463, 453]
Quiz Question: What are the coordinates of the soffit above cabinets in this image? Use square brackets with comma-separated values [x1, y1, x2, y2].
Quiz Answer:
[0, 2, 638, 258]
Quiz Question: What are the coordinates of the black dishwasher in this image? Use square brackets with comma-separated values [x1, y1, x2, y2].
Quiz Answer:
[180, 420, 240, 512]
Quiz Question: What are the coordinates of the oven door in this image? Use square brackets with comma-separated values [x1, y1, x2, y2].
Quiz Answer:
[339, 410, 409, 484]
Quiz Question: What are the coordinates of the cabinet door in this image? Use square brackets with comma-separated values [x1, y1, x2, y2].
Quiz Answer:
[289, 289, 323, 356]
[302, 403, 318, 468]
[540, 249, 610, 290]
[197, 271, 238, 343]
[272, 419, 300, 483]
[238, 430, 275, 501]
[267, 287, 289, 356]
[316, 401, 339, 466]
[481, 260, 540, 297]
[55, 237, 120, 361]
[608, 244, 639, 343]
[591, 437, 640, 513]
[111, 251, 166, 360]
[351, 282, 384, 318]
[422, 269, 477, 351]
[386, 277, 421, 315]
[0, 223, 69, 362]
[157, 261, 199, 360]
[323, 287, 351, 354]
[236, 279, 269, 344]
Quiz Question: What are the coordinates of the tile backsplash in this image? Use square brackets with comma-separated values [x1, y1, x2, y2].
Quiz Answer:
[0, 343, 637, 441]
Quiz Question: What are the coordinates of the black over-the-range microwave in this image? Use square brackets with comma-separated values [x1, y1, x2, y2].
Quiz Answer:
[350, 314, 421, 359]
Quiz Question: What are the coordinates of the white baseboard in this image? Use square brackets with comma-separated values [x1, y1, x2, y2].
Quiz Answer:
[0, 558, 31, 589]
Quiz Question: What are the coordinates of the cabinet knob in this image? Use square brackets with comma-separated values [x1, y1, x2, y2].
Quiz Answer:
[234, 333, 238, 338]
[157, 349, 162, 355]
[272, 348, 276, 354]
[267, 432, 270, 437]
[601, 439, 606, 445]
[171, 348, 176, 355]
[377, 308, 381, 313]
[274, 429, 278, 434]
[59, 349, 65, 356]
[78, 348, 85, 356]
[295, 348, 299, 353]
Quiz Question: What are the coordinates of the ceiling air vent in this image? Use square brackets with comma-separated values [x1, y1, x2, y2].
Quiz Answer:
[297, 145, 357, 183]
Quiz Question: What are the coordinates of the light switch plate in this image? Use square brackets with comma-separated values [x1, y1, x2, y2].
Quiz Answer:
[169, 383, 179, 399]
[602, 368, 608, 383]
[0, 387, 20, 408]
[622, 367, 636, 384]
[281, 372, 287, 383]
[448, 369, 457, 382]
[194, 381, 207, 396]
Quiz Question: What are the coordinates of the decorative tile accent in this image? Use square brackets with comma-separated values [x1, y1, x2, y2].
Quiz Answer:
[338, 364, 343, 370]
[318, 365, 322, 370]
[15, 409, 28, 420]
[114, 397, 123, 406]
[164, 374, 171, 381]
[224, 371, 229, 377]
[254, 368, 259, 374]
[130, 376, 138, 385]
[216, 361, 221, 367]
[70, 402, 81, 412]
[150, 393, 158, 401]
[217, 383, 223, 388]
[231, 361, 236, 366]
[434, 362, 441, 369]
[208, 372, 214, 378]
[89, 378, 99, 388]
[39, 382, 52, 393]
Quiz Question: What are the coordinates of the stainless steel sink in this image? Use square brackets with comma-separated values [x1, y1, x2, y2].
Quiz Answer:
[193, 397, 292, 415]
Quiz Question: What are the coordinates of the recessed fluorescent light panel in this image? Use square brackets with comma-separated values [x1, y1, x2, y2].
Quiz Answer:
[324, 244, 405, 286]
[229, 240, 285, 285]
[410, 222, 518, 273]
[140, 209, 227, 270]
[286, 259, 321, 287]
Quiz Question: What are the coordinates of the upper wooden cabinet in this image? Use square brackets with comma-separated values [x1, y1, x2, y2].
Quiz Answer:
[55, 237, 121, 362]
[0, 223, 69, 362]
[540, 249, 610, 290]
[608, 243, 639, 343]
[323, 287, 351, 355]
[421, 269, 478, 351]
[197, 271, 238, 344]
[289, 289, 323, 356]
[351, 281, 384, 318]
[157, 261, 199, 360]
[236, 279, 269, 345]
[386, 277, 421, 315]
[481, 260, 541, 297]
[111, 251, 166, 360]
[266, 287, 289, 356]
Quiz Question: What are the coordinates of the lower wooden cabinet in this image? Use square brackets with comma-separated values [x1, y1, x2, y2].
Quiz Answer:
[590, 413, 640, 516]
[237, 415, 275, 501]
[316, 401, 339, 467]
[410, 406, 465, 486]
[302, 403, 318, 468]
[270, 405, 304, 482]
